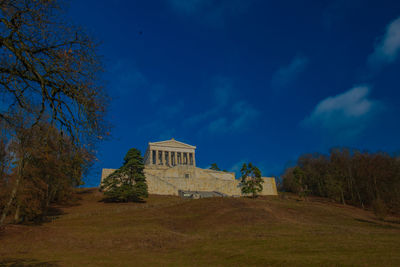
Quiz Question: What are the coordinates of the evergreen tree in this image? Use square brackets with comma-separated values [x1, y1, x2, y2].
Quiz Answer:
[101, 148, 148, 202]
[240, 163, 264, 198]
[209, 163, 221, 171]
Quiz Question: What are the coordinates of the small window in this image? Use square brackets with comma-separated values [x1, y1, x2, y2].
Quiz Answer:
[185, 173, 190, 178]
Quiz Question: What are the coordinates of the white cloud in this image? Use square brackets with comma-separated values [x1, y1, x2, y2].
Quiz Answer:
[303, 86, 382, 138]
[111, 60, 167, 104]
[271, 55, 309, 89]
[160, 100, 184, 118]
[183, 77, 258, 135]
[368, 16, 400, 67]
[231, 101, 258, 130]
[183, 77, 233, 127]
[208, 117, 229, 133]
[206, 102, 258, 134]
[111, 61, 148, 94]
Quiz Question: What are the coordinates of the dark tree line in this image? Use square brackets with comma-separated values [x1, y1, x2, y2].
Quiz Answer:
[282, 148, 400, 217]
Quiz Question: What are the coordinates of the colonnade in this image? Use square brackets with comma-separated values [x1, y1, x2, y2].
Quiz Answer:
[149, 150, 195, 167]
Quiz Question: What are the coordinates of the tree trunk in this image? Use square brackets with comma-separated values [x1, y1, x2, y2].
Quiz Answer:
[357, 190, 364, 209]
[0, 157, 24, 227]
[0, 174, 21, 226]
[341, 190, 346, 205]
[13, 203, 21, 224]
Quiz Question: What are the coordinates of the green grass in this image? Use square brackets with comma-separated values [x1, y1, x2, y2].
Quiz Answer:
[1, 189, 399, 266]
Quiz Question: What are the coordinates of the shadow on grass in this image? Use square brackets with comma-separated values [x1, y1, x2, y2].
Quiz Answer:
[21, 206, 68, 225]
[41, 206, 66, 224]
[385, 219, 400, 224]
[0, 258, 58, 266]
[14, 206, 67, 226]
[354, 218, 398, 229]
[76, 188, 96, 195]
[99, 198, 146, 204]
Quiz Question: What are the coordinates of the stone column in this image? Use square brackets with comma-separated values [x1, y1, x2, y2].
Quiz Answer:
[193, 152, 196, 167]
[156, 150, 159, 165]
[174, 151, 177, 166]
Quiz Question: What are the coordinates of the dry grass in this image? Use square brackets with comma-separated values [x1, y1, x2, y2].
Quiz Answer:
[1, 189, 400, 266]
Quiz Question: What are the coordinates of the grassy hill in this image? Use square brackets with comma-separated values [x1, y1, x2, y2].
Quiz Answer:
[1, 189, 400, 266]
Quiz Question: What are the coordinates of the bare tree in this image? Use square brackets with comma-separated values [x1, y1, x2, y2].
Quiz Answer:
[0, 0, 108, 226]
[0, 0, 107, 141]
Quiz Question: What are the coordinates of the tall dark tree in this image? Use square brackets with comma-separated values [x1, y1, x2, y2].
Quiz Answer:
[240, 163, 263, 198]
[101, 148, 148, 202]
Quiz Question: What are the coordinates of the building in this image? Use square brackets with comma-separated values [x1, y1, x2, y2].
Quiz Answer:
[143, 138, 196, 167]
[101, 138, 277, 196]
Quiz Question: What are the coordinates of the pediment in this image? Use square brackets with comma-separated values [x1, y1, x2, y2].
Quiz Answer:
[149, 138, 196, 149]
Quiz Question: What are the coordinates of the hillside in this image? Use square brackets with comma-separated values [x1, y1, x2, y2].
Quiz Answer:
[1, 189, 400, 266]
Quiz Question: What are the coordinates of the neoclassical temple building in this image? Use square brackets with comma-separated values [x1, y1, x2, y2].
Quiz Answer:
[143, 138, 196, 167]
[101, 138, 277, 196]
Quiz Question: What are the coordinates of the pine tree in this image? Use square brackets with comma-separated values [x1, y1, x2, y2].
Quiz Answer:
[101, 148, 148, 202]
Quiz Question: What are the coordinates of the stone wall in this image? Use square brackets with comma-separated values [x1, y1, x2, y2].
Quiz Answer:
[101, 166, 278, 196]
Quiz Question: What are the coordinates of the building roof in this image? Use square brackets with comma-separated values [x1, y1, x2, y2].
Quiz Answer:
[148, 138, 196, 149]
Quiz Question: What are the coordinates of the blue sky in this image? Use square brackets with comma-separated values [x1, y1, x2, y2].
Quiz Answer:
[67, 0, 400, 186]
